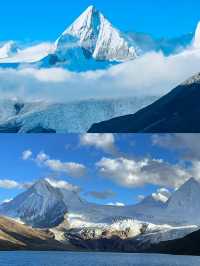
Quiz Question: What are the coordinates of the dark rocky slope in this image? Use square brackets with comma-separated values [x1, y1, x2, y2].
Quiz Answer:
[148, 229, 200, 256]
[89, 74, 200, 133]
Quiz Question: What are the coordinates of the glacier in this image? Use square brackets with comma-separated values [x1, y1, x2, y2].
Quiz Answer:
[0, 97, 157, 133]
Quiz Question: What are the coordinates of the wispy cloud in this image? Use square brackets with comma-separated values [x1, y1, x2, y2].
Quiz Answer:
[0, 179, 20, 189]
[35, 151, 87, 178]
[0, 179, 32, 190]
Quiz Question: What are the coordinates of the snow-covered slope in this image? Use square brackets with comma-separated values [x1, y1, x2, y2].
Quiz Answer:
[0, 97, 156, 133]
[0, 43, 55, 64]
[0, 41, 19, 59]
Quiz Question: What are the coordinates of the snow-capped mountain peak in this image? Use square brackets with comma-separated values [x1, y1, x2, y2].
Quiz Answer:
[31, 178, 56, 195]
[0, 178, 89, 228]
[0, 179, 68, 228]
[61, 5, 100, 51]
[56, 5, 138, 62]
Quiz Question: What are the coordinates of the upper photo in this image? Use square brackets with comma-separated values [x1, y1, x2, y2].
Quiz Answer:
[0, 0, 200, 133]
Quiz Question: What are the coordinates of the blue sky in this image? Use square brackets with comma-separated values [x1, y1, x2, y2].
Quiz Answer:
[0, 0, 200, 42]
[0, 134, 196, 206]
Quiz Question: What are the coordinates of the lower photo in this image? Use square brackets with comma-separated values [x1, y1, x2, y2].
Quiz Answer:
[0, 133, 200, 266]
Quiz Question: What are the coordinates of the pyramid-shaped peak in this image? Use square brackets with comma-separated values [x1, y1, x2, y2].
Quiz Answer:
[55, 5, 137, 63]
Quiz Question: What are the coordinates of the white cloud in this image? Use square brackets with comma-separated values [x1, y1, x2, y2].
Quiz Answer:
[1, 47, 200, 102]
[152, 188, 172, 203]
[35, 151, 86, 178]
[44, 160, 86, 177]
[80, 134, 117, 154]
[96, 157, 191, 189]
[107, 202, 125, 207]
[22, 150, 32, 160]
[138, 188, 171, 203]
[36, 151, 49, 162]
[0, 179, 21, 189]
[45, 178, 80, 192]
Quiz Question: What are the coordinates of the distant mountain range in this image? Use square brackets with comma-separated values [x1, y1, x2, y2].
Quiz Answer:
[1, 177, 200, 227]
[89, 72, 200, 133]
[1, 177, 200, 253]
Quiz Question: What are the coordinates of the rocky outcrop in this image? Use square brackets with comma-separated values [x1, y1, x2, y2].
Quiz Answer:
[0, 216, 76, 251]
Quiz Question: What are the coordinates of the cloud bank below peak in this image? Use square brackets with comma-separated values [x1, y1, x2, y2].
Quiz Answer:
[1, 46, 200, 102]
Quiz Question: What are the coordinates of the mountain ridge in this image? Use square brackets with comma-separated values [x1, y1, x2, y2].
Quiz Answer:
[88, 72, 200, 133]
[1, 177, 200, 228]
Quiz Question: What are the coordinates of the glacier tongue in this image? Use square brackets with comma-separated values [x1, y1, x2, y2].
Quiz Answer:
[57, 5, 138, 62]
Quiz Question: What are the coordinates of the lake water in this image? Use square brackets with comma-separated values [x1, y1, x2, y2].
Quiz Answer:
[0, 252, 200, 266]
